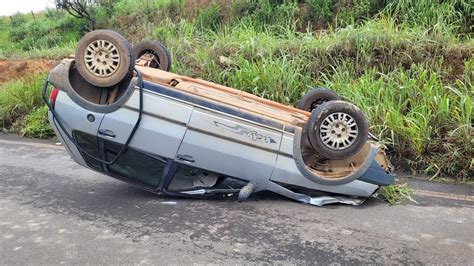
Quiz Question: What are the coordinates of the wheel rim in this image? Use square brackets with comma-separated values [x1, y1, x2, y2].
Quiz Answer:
[84, 40, 120, 77]
[319, 112, 358, 150]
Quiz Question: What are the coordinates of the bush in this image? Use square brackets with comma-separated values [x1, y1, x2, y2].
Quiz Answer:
[250, 0, 300, 31]
[196, 4, 221, 31]
[334, 0, 376, 27]
[306, 0, 332, 23]
[9, 13, 27, 28]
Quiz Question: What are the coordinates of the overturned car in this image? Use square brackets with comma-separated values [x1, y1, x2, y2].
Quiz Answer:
[43, 30, 394, 206]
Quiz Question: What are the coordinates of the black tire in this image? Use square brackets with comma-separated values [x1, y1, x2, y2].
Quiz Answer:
[133, 40, 172, 71]
[306, 100, 368, 160]
[75, 30, 133, 87]
[298, 88, 340, 112]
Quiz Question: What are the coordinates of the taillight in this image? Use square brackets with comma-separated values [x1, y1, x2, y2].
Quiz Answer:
[49, 87, 59, 109]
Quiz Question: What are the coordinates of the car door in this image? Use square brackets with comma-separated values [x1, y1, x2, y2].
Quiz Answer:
[98, 89, 193, 157]
[97, 89, 193, 186]
[175, 108, 282, 187]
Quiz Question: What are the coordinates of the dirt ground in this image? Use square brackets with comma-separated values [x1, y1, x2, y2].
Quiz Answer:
[0, 60, 58, 84]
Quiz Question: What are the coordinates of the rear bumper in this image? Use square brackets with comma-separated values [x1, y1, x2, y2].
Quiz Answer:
[358, 160, 395, 186]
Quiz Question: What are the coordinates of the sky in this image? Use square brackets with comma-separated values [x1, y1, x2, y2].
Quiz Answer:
[0, 0, 55, 16]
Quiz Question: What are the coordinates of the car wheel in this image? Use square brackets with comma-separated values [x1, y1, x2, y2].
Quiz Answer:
[298, 88, 340, 112]
[306, 100, 368, 160]
[75, 30, 134, 87]
[133, 40, 172, 71]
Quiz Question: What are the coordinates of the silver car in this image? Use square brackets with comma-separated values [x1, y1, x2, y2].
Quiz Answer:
[43, 30, 394, 206]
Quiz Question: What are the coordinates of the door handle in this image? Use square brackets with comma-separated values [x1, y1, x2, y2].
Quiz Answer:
[176, 154, 195, 163]
[98, 129, 116, 138]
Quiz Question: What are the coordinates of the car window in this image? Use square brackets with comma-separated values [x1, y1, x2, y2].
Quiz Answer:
[73, 131, 102, 171]
[167, 165, 247, 192]
[104, 140, 166, 187]
[168, 165, 220, 191]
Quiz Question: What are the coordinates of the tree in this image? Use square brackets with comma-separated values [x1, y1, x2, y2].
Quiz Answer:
[55, 0, 97, 29]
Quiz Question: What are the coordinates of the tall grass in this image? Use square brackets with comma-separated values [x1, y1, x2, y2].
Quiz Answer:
[8, 11, 84, 51]
[383, 0, 472, 37]
[0, 10, 84, 59]
[20, 105, 53, 138]
[0, 73, 53, 138]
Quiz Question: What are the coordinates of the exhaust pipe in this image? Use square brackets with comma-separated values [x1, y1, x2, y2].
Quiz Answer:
[238, 182, 256, 202]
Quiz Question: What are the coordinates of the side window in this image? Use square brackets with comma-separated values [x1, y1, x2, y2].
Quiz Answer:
[104, 140, 166, 187]
[167, 165, 246, 192]
[168, 165, 220, 191]
[73, 131, 102, 171]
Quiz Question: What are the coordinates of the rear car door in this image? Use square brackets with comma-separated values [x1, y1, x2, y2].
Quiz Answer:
[98, 89, 193, 158]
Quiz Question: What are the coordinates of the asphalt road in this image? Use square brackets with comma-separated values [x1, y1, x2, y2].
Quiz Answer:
[0, 135, 473, 264]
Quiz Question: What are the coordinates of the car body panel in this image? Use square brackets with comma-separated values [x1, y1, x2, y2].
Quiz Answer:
[124, 89, 194, 124]
[54, 91, 105, 136]
[48, 111, 88, 168]
[187, 109, 283, 151]
[176, 129, 278, 189]
[279, 132, 295, 156]
[270, 154, 378, 197]
[99, 108, 188, 159]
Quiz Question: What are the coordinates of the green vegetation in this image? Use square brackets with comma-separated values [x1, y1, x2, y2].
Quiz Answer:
[0, 73, 54, 138]
[377, 183, 417, 204]
[20, 105, 53, 139]
[0, 0, 472, 180]
[0, 10, 82, 59]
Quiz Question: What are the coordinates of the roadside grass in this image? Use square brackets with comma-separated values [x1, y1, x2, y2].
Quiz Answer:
[382, 0, 472, 37]
[0, 41, 75, 60]
[0, 73, 53, 138]
[0, 10, 81, 60]
[18, 105, 53, 138]
[377, 183, 417, 205]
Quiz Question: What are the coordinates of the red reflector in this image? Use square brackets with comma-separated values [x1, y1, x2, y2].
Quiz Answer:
[49, 87, 59, 109]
